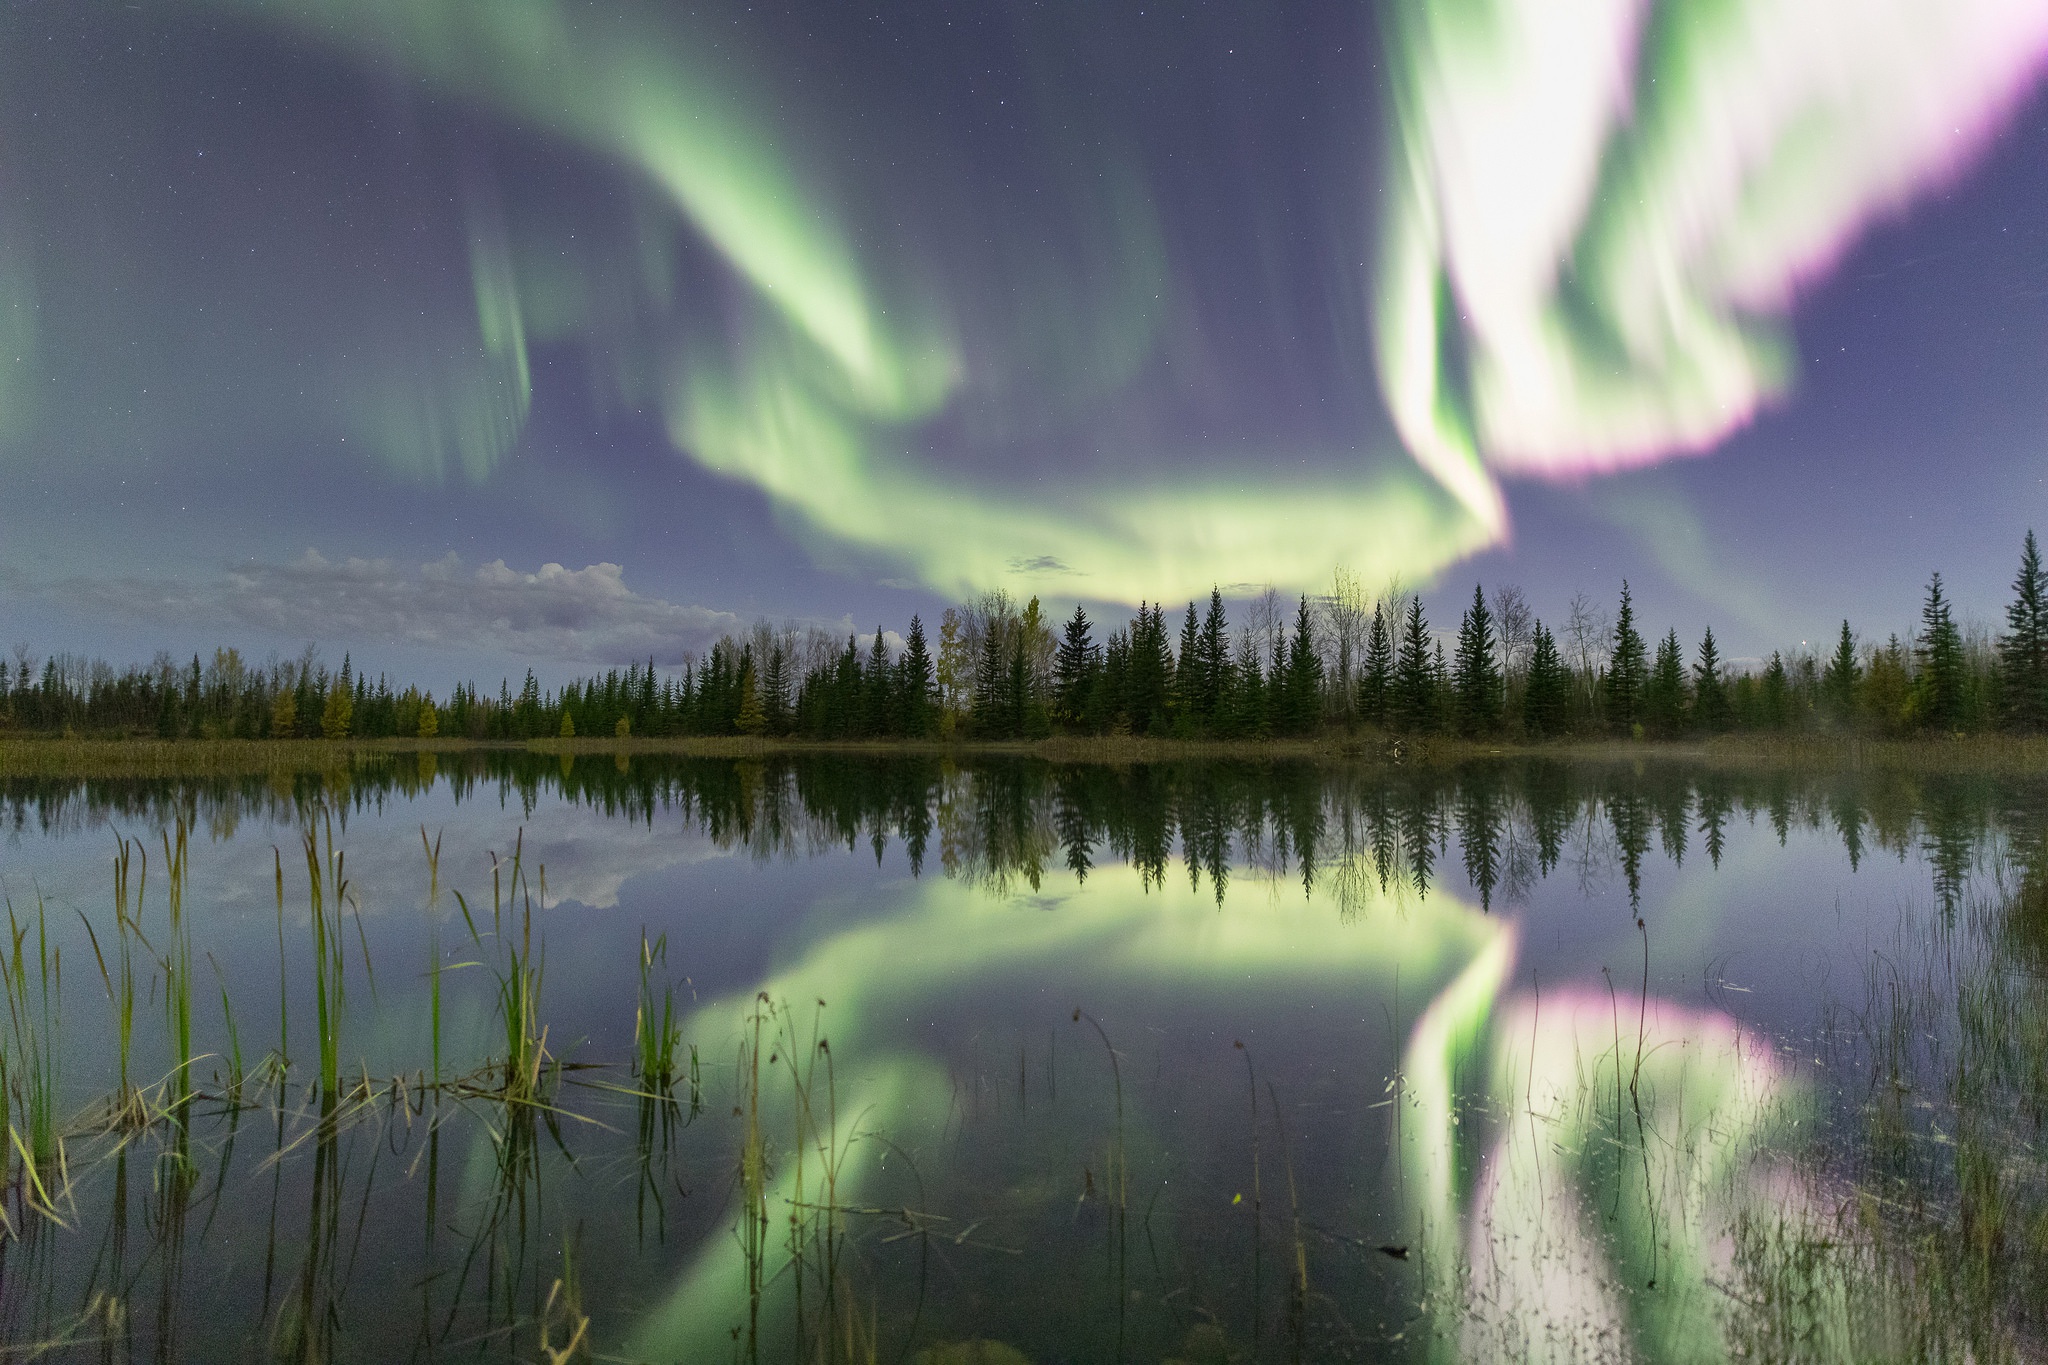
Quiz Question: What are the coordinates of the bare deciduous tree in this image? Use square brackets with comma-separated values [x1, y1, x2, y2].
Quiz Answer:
[1491, 584, 1533, 687]
[1322, 567, 1370, 717]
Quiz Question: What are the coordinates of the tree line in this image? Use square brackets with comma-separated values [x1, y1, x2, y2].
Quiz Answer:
[6, 533, 2048, 742]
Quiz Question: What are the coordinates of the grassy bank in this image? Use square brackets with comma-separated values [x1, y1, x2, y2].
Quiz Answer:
[7, 729, 2048, 778]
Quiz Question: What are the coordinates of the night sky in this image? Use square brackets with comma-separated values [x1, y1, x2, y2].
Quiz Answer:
[4, 1, 2047, 681]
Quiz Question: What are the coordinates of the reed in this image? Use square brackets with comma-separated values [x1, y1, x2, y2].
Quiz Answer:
[634, 929, 682, 1093]
[2, 892, 67, 1218]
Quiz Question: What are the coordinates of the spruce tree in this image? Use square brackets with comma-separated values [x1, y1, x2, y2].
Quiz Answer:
[1523, 621, 1569, 736]
[1603, 581, 1648, 731]
[1359, 602, 1392, 728]
[2003, 530, 2048, 730]
[1199, 590, 1228, 725]
[899, 615, 936, 737]
[1645, 629, 1687, 734]
[1916, 572, 1966, 731]
[1691, 627, 1729, 731]
[973, 620, 1009, 738]
[1282, 595, 1324, 734]
[863, 628, 893, 736]
[1229, 633, 1266, 737]
[1054, 606, 1100, 732]
[1451, 583, 1502, 736]
[1174, 602, 1204, 734]
[1821, 620, 1860, 727]
[1760, 652, 1789, 729]
[1393, 596, 1434, 733]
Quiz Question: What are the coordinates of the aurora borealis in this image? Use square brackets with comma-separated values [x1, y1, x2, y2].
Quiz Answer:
[3, 2, 2047, 672]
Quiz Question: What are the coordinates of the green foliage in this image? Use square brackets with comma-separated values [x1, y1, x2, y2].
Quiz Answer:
[1693, 627, 1730, 732]
[1452, 583, 1502, 736]
[1522, 621, 1570, 737]
[1603, 582, 1647, 731]
[2002, 530, 2048, 731]
[1392, 597, 1436, 733]
[1822, 621, 1860, 727]
[1643, 629, 1687, 735]
[1358, 601, 1392, 728]
[1916, 572, 1967, 732]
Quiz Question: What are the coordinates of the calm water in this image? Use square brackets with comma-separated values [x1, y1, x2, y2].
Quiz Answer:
[0, 752, 2042, 1362]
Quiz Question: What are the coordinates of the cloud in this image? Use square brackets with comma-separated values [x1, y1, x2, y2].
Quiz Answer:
[50, 550, 740, 664]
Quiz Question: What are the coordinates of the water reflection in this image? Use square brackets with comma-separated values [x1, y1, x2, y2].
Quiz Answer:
[0, 753, 2039, 1360]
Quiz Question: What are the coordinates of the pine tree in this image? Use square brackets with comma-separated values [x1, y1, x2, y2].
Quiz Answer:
[1603, 582, 1648, 731]
[973, 618, 1009, 738]
[1281, 595, 1324, 735]
[1199, 590, 1228, 726]
[1688, 627, 1728, 731]
[1229, 632, 1266, 737]
[1451, 583, 1502, 736]
[1359, 602, 1392, 728]
[1054, 606, 1100, 731]
[898, 615, 937, 737]
[1915, 572, 1966, 731]
[1174, 602, 1204, 734]
[1760, 652, 1790, 729]
[762, 644, 792, 735]
[1822, 621, 1860, 727]
[1644, 629, 1687, 735]
[1523, 621, 1569, 736]
[1393, 597, 1434, 733]
[863, 628, 893, 736]
[2003, 530, 2048, 730]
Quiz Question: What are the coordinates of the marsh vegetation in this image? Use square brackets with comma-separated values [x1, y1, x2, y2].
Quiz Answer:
[0, 752, 2039, 1360]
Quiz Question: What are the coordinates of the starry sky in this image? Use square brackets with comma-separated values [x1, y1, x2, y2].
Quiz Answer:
[3, 0, 2047, 681]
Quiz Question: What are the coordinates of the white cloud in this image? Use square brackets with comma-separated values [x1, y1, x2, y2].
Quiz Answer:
[50, 550, 740, 664]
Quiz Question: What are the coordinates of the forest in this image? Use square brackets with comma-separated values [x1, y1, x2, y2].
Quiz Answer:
[5, 532, 2047, 746]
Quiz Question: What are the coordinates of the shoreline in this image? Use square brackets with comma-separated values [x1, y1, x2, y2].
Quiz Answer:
[3, 731, 2047, 779]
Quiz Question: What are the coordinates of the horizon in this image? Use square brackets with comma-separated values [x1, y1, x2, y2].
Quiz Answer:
[2, 4, 2045, 686]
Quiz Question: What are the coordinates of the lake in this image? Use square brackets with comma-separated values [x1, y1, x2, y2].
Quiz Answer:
[0, 750, 2039, 1362]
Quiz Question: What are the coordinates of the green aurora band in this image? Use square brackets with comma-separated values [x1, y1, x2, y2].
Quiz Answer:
[179, 0, 2048, 606]
[590, 859, 1806, 1362]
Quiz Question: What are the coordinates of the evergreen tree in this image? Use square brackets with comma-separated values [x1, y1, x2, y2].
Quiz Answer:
[1915, 572, 1966, 731]
[1174, 602, 1204, 734]
[735, 661, 766, 735]
[863, 628, 893, 736]
[1198, 590, 1229, 727]
[1053, 606, 1100, 732]
[1126, 603, 1174, 735]
[898, 615, 936, 737]
[1228, 633, 1266, 737]
[1603, 581, 1648, 731]
[2002, 530, 2048, 730]
[1523, 621, 1570, 737]
[1644, 629, 1687, 735]
[1358, 602, 1392, 728]
[1393, 597, 1434, 733]
[973, 618, 1009, 737]
[1281, 595, 1323, 734]
[1693, 627, 1730, 731]
[1432, 641, 1452, 732]
[1451, 583, 1502, 736]
[1821, 620, 1860, 727]
[762, 644, 792, 736]
[1759, 652, 1790, 728]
